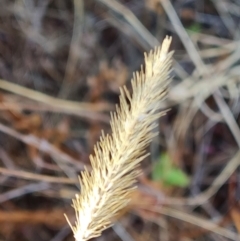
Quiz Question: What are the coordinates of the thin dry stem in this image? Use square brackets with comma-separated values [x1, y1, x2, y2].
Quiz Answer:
[65, 36, 173, 241]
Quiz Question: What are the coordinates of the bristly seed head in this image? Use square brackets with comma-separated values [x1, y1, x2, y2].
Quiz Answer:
[65, 36, 174, 241]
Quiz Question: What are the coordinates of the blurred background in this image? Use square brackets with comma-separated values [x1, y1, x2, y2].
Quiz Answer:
[1, 0, 240, 240]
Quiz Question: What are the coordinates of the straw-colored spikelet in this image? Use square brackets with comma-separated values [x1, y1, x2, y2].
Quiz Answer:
[65, 36, 173, 241]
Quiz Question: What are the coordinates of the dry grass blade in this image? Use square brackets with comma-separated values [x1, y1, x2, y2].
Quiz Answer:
[0, 79, 112, 114]
[65, 36, 173, 241]
[154, 207, 240, 240]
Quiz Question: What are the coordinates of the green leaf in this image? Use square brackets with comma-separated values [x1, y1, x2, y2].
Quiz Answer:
[163, 168, 189, 187]
[152, 153, 189, 187]
[152, 153, 170, 180]
[186, 23, 201, 33]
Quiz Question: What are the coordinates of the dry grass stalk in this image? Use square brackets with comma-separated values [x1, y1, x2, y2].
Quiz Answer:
[65, 36, 174, 241]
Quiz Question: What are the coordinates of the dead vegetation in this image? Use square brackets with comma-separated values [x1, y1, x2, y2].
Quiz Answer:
[1, 0, 240, 241]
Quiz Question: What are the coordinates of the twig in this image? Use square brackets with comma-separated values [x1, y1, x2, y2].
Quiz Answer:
[58, 0, 84, 98]
[154, 206, 240, 241]
[0, 98, 110, 122]
[0, 79, 112, 122]
[97, 0, 159, 48]
[160, 0, 208, 76]
[0, 122, 89, 170]
[0, 79, 112, 113]
[0, 209, 67, 227]
[0, 166, 78, 184]
[0, 182, 49, 203]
